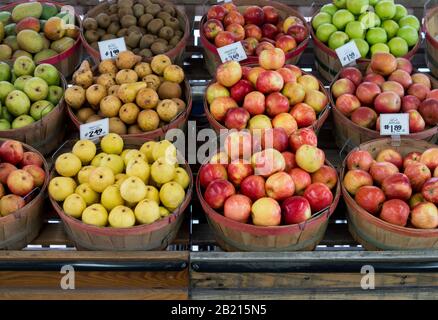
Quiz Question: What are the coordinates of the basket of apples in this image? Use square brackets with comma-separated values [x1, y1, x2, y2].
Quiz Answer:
[48, 134, 192, 251]
[200, 0, 309, 76]
[330, 52, 438, 151]
[0, 139, 49, 250]
[311, 0, 421, 81]
[196, 129, 340, 252]
[342, 138, 438, 250]
[205, 48, 330, 135]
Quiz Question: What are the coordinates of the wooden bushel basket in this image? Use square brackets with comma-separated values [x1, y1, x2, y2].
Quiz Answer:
[0, 63, 67, 156]
[0, 139, 49, 250]
[330, 63, 438, 152]
[310, 11, 422, 82]
[81, 0, 190, 65]
[200, 0, 310, 76]
[0, 0, 83, 77]
[425, 4, 438, 79]
[342, 138, 438, 251]
[49, 137, 193, 251]
[196, 159, 341, 252]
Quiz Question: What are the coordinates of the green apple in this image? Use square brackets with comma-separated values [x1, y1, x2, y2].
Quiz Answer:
[5, 90, 30, 116]
[23, 77, 49, 102]
[328, 31, 349, 50]
[346, 0, 369, 15]
[0, 118, 11, 130]
[369, 0, 380, 5]
[359, 12, 381, 29]
[332, 9, 355, 30]
[393, 4, 408, 22]
[47, 85, 63, 105]
[353, 38, 370, 58]
[34, 63, 60, 86]
[14, 75, 32, 91]
[375, 1, 396, 21]
[12, 56, 35, 77]
[312, 12, 332, 30]
[370, 43, 390, 56]
[366, 27, 387, 45]
[30, 100, 55, 120]
[345, 21, 365, 39]
[316, 23, 338, 43]
[333, 0, 347, 9]
[0, 81, 14, 103]
[397, 26, 418, 47]
[399, 15, 420, 31]
[382, 20, 399, 39]
[388, 37, 408, 57]
[1, 107, 13, 122]
[320, 4, 338, 16]
[12, 115, 34, 129]
[0, 62, 11, 82]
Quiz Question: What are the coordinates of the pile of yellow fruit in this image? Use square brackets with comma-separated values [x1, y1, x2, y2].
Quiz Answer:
[48, 133, 190, 228]
[64, 51, 187, 134]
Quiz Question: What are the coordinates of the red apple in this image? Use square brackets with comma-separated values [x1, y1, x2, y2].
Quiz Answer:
[223, 11, 245, 27]
[21, 151, 43, 168]
[275, 35, 297, 53]
[298, 75, 320, 91]
[225, 131, 253, 160]
[7, 169, 34, 196]
[396, 57, 413, 74]
[287, 24, 308, 43]
[223, 3, 237, 12]
[284, 64, 302, 78]
[370, 161, 399, 185]
[0, 140, 24, 165]
[216, 60, 242, 87]
[401, 95, 421, 112]
[206, 82, 230, 105]
[272, 113, 298, 136]
[230, 79, 254, 103]
[410, 193, 425, 209]
[247, 66, 265, 87]
[258, 48, 285, 70]
[289, 167, 311, 195]
[427, 89, 438, 100]
[374, 92, 401, 113]
[282, 196, 311, 224]
[276, 68, 296, 83]
[404, 162, 431, 192]
[422, 177, 438, 204]
[420, 148, 438, 171]
[251, 148, 286, 177]
[265, 92, 290, 117]
[289, 103, 316, 128]
[355, 186, 386, 215]
[224, 194, 252, 223]
[419, 98, 438, 126]
[243, 91, 265, 116]
[311, 165, 338, 189]
[22, 165, 45, 187]
[347, 150, 374, 171]
[240, 175, 266, 201]
[407, 83, 430, 101]
[381, 81, 404, 98]
[251, 197, 281, 226]
[226, 23, 245, 41]
[199, 163, 228, 188]
[242, 66, 252, 79]
[242, 38, 257, 56]
[295, 145, 325, 173]
[340, 67, 363, 86]
[244, 6, 265, 26]
[380, 199, 410, 226]
[0, 163, 17, 185]
[404, 151, 422, 168]
[203, 19, 224, 40]
[282, 16, 304, 33]
[261, 23, 278, 39]
[303, 182, 333, 213]
[370, 52, 397, 76]
[343, 169, 373, 195]
[411, 202, 438, 229]
[245, 24, 262, 40]
[224, 107, 250, 130]
[305, 89, 328, 113]
[210, 152, 230, 167]
[363, 73, 386, 86]
[215, 31, 236, 48]
[382, 173, 412, 201]
[388, 69, 412, 89]
[227, 159, 254, 186]
[255, 41, 275, 56]
[261, 128, 289, 152]
[265, 172, 295, 201]
[282, 151, 296, 171]
[210, 96, 238, 121]
[335, 94, 361, 116]
[412, 73, 431, 89]
[0, 194, 25, 216]
[262, 6, 279, 24]
[282, 82, 306, 105]
[351, 107, 377, 129]
[289, 128, 317, 152]
[408, 109, 426, 133]
[207, 5, 228, 21]
[204, 179, 236, 209]
[256, 70, 284, 94]
[332, 78, 356, 99]
[376, 148, 403, 169]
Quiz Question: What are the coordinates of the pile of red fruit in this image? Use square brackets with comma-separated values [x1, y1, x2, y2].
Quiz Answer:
[206, 48, 328, 131]
[202, 3, 308, 56]
[198, 129, 338, 227]
[332, 52, 438, 132]
[343, 146, 438, 229]
[0, 140, 46, 217]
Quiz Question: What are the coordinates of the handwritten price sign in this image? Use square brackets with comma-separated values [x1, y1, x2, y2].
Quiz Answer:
[380, 113, 410, 136]
[98, 38, 127, 60]
[335, 41, 362, 67]
[217, 42, 248, 63]
[80, 118, 109, 140]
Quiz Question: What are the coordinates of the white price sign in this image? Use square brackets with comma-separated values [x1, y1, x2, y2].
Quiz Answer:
[80, 118, 109, 140]
[98, 37, 127, 60]
[336, 41, 361, 67]
[380, 113, 410, 136]
[217, 41, 248, 63]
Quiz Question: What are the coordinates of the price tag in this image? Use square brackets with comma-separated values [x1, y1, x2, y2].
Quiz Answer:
[98, 38, 127, 60]
[380, 113, 410, 136]
[335, 41, 362, 67]
[80, 118, 109, 140]
[217, 41, 248, 63]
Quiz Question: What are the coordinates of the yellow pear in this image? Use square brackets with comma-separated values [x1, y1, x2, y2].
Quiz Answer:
[109, 205, 136, 228]
[100, 133, 124, 154]
[88, 167, 115, 193]
[121, 149, 134, 163]
[134, 199, 160, 225]
[101, 184, 124, 211]
[49, 177, 77, 202]
[63, 193, 86, 219]
[99, 154, 124, 174]
[145, 185, 160, 204]
[72, 140, 97, 164]
[140, 141, 156, 163]
[159, 206, 170, 217]
[126, 158, 150, 183]
[75, 183, 100, 205]
[82, 204, 108, 227]
[120, 176, 147, 203]
[55, 153, 82, 177]
[115, 173, 128, 187]
[124, 150, 146, 166]
[152, 140, 177, 162]
[117, 82, 147, 103]
[172, 167, 190, 189]
[159, 182, 185, 210]
[91, 152, 108, 166]
[151, 158, 175, 184]
[77, 165, 96, 184]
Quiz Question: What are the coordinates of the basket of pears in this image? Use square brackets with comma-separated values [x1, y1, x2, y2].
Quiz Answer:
[48, 133, 192, 251]
[64, 50, 192, 139]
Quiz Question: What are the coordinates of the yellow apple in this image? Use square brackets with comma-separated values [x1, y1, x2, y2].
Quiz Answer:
[72, 139, 97, 164]
[140, 141, 156, 163]
[77, 165, 96, 184]
[134, 199, 160, 224]
[109, 205, 136, 228]
[55, 153, 82, 177]
[81, 204, 108, 227]
[101, 184, 124, 211]
[152, 140, 177, 162]
[120, 176, 147, 202]
[88, 167, 115, 193]
[100, 133, 124, 154]
[75, 183, 100, 205]
[159, 206, 170, 217]
[159, 182, 185, 210]
[49, 177, 77, 201]
[63, 193, 86, 218]
[126, 158, 150, 183]
[99, 154, 124, 174]
[124, 150, 146, 166]
[114, 173, 128, 187]
[145, 185, 160, 203]
[151, 158, 176, 184]
[172, 167, 190, 189]
[91, 152, 108, 166]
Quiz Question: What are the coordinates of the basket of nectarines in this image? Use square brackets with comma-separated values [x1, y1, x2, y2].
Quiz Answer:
[48, 134, 193, 251]
[0, 139, 49, 250]
[341, 138, 438, 250]
[330, 52, 438, 151]
[196, 130, 341, 252]
[200, 0, 309, 76]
